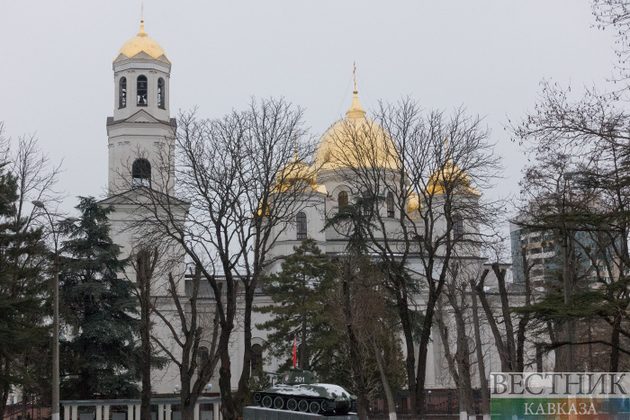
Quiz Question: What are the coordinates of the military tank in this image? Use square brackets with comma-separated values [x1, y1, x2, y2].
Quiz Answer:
[252, 368, 357, 415]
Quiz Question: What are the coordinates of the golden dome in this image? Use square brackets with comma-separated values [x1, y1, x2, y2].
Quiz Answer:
[274, 153, 319, 192]
[426, 161, 480, 196]
[315, 91, 400, 171]
[114, 20, 170, 63]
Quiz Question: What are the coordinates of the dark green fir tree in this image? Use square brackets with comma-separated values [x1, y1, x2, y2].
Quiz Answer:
[59, 197, 139, 399]
[0, 168, 49, 419]
[256, 239, 339, 375]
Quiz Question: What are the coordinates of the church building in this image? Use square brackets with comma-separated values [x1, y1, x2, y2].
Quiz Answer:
[99, 19, 512, 412]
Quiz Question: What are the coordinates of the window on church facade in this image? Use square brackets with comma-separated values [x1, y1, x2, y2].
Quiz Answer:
[158, 78, 165, 109]
[119, 77, 127, 109]
[132, 158, 151, 187]
[296, 212, 307, 240]
[453, 213, 464, 240]
[137, 75, 148, 106]
[338, 191, 348, 211]
[251, 344, 263, 377]
[197, 346, 209, 374]
[387, 192, 395, 218]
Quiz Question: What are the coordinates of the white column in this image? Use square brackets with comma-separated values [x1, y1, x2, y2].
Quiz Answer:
[135, 405, 140, 420]
[128, 405, 133, 420]
[97, 406, 102, 420]
[194, 404, 199, 420]
[104, 406, 110, 420]
[64, 406, 70, 420]
[72, 406, 78, 420]
[212, 404, 219, 420]
[158, 405, 164, 420]
[165, 404, 171, 420]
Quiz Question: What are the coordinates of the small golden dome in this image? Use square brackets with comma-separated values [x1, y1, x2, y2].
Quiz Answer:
[274, 154, 318, 192]
[426, 161, 480, 196]
[115, 20, 170, 63]
[315, 91, 399, 171]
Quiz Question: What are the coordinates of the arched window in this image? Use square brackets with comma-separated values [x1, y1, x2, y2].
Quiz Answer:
[251, 344, 263, 377]
[338, 191, 348, 211]
[157, 78, 165, 109]
[453, 214, 464, 241]
[132, 158, 151, 187]
[197, 346, 209, 373]
[296, 212, 307, 240]
[137, 75, 148, 106]
[387, 192, 395, 218]
[119, 77, 127, 109]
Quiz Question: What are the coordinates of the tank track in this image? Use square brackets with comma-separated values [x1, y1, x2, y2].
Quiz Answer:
[253, 392, 352, 416]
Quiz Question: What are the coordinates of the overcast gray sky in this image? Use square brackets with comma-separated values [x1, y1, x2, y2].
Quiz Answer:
[0, 0, 620, 214]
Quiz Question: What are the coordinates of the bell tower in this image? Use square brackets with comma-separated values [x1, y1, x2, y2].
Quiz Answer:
[106, 19, 175, 195]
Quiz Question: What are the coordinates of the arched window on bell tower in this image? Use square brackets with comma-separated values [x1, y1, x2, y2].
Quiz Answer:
[132, 158, 151, 187]
[119, 77, 127, 109]
[157, 78, 165, 109]
[137, 75, 148, 106]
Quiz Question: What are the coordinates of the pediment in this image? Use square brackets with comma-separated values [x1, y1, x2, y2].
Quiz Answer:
[155, 54, 171, 64]
[131, 51, 153, 60]
[126, 110, 161, 124]
[113, 53, 130, 63]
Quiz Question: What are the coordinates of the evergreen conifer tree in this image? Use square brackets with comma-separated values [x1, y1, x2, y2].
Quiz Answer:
[256, 239, 339, 374]
[59, 197, 139, 399]
[0, 167, 49, 419]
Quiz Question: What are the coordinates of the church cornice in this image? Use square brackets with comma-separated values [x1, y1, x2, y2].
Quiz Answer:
[107, 112, 176, 127]
[99, 185, 190, 207]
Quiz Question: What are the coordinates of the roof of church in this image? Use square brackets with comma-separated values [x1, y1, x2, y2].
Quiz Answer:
[314, 90, 400, 171]
[114, 20, 170, 64]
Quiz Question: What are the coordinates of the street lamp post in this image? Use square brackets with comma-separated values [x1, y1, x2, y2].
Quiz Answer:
[32, 200, 59, 420]
[563, 172, 578, 372]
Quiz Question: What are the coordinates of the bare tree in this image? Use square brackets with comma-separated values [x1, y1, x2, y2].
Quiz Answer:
[322, 98, 502, 415]
[122, 98, 316, 420]
[0, 123, 62, 420]
[469, 279, 490, 420]
[511, 80, 630, 371]
[443, 265, 476, 419]
[593, 0, 630, 83]
[130, 248, 160, 420]
[328, 249, 404, 420]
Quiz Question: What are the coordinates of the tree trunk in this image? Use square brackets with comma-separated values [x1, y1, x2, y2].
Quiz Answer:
[342, 269, 368, 420]
[372, 338, 397, 420]
[610, 312, 621, 372]
[416, 288, 439, 417]
[436, 301, 459, 385]
[470, 282, 490, 419]
[180, 394, 199, 420]
[475, 270, 512, 372]
[492, 264, 517, 371]
[234, 281, 255, 418]
[136, 251, 154, 420]
[455, 312, 474, 419]
[448, 291, 474, 419]
[394, 280, 417, 416]
[0, 358, 9, 420]
[219, 337, 235, 420]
